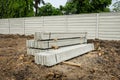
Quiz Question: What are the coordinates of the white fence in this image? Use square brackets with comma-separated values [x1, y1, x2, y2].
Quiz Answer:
[0, 12, 120, 40]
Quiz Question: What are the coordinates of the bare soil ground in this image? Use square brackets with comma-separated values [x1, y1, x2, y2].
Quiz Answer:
[0, 34, 120, 80]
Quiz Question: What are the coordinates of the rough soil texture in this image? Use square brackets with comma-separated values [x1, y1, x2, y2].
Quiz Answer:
[0, 34, 120, 80]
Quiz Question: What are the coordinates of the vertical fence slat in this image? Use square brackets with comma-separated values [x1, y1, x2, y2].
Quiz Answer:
[66, 15, 68, 32]
[96, 14, 99, 39]
[24, 18, 25, 34]
[8, 19, 10, 34]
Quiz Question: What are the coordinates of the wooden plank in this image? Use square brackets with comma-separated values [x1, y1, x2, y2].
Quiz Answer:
[62, 62, 81, 67]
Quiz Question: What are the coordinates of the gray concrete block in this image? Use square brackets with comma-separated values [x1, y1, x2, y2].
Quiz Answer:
[26, 38, 86, 49]
[34, 32, 87, 41]
[56, 44, 94, 63]
[27, 48, 46, 55]
[34, 43, 94, 66]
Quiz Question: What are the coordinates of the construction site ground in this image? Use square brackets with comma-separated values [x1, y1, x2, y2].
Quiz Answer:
[0, 34, 120, 80]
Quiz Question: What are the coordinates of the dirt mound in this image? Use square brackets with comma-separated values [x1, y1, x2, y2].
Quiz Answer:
[0, 34, 34, 39]
[0, 34, 120, 80]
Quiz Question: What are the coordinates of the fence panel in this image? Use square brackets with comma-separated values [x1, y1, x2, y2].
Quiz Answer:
[0, 13, 120, 40]
[9, 18, 24, 34]
[24, 17, 43, 35]
[43, 15, 67, 32]
[67, 14, 97, 39]
[0, 19, 9, 34]
[99, 13, 120, 40]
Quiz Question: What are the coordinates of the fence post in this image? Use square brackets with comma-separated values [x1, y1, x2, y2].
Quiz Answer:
[65, 15, 68, 32]
[8, 19, 10, 34]
[23, 18, 25, 35]
[42, 16, 45, 32]
[96, 13, 99, 39]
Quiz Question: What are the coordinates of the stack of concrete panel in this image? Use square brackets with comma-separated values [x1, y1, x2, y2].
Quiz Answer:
[26, 32, 94, 66]
[27, 32, 87, 55]
[35, 44, 94, 66]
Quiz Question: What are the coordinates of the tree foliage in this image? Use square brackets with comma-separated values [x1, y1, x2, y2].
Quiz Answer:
[38, 3, 62, 16]
[64, 0, 111, 14]
[0, 0, 34, 18]
[112, 1, 120, 12]
[90, 0, 111, 12]
[34, 0, 45, 16]
[61, 2, 77, 14]
[0, 0, 113, 18]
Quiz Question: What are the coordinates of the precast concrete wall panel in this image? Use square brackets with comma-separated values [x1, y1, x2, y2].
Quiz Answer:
[43, 15, 67, 32]
[25, 17, 43, 35]
[67, 14, 96, 39]
[99, 13, 120, 40]
[9, 18, 24, 34]
[0, 19, 9, 34]
[0, 13, 120, 40]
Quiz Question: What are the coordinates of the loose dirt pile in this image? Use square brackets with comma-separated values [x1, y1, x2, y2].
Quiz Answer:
[0, 34, 120, 80]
